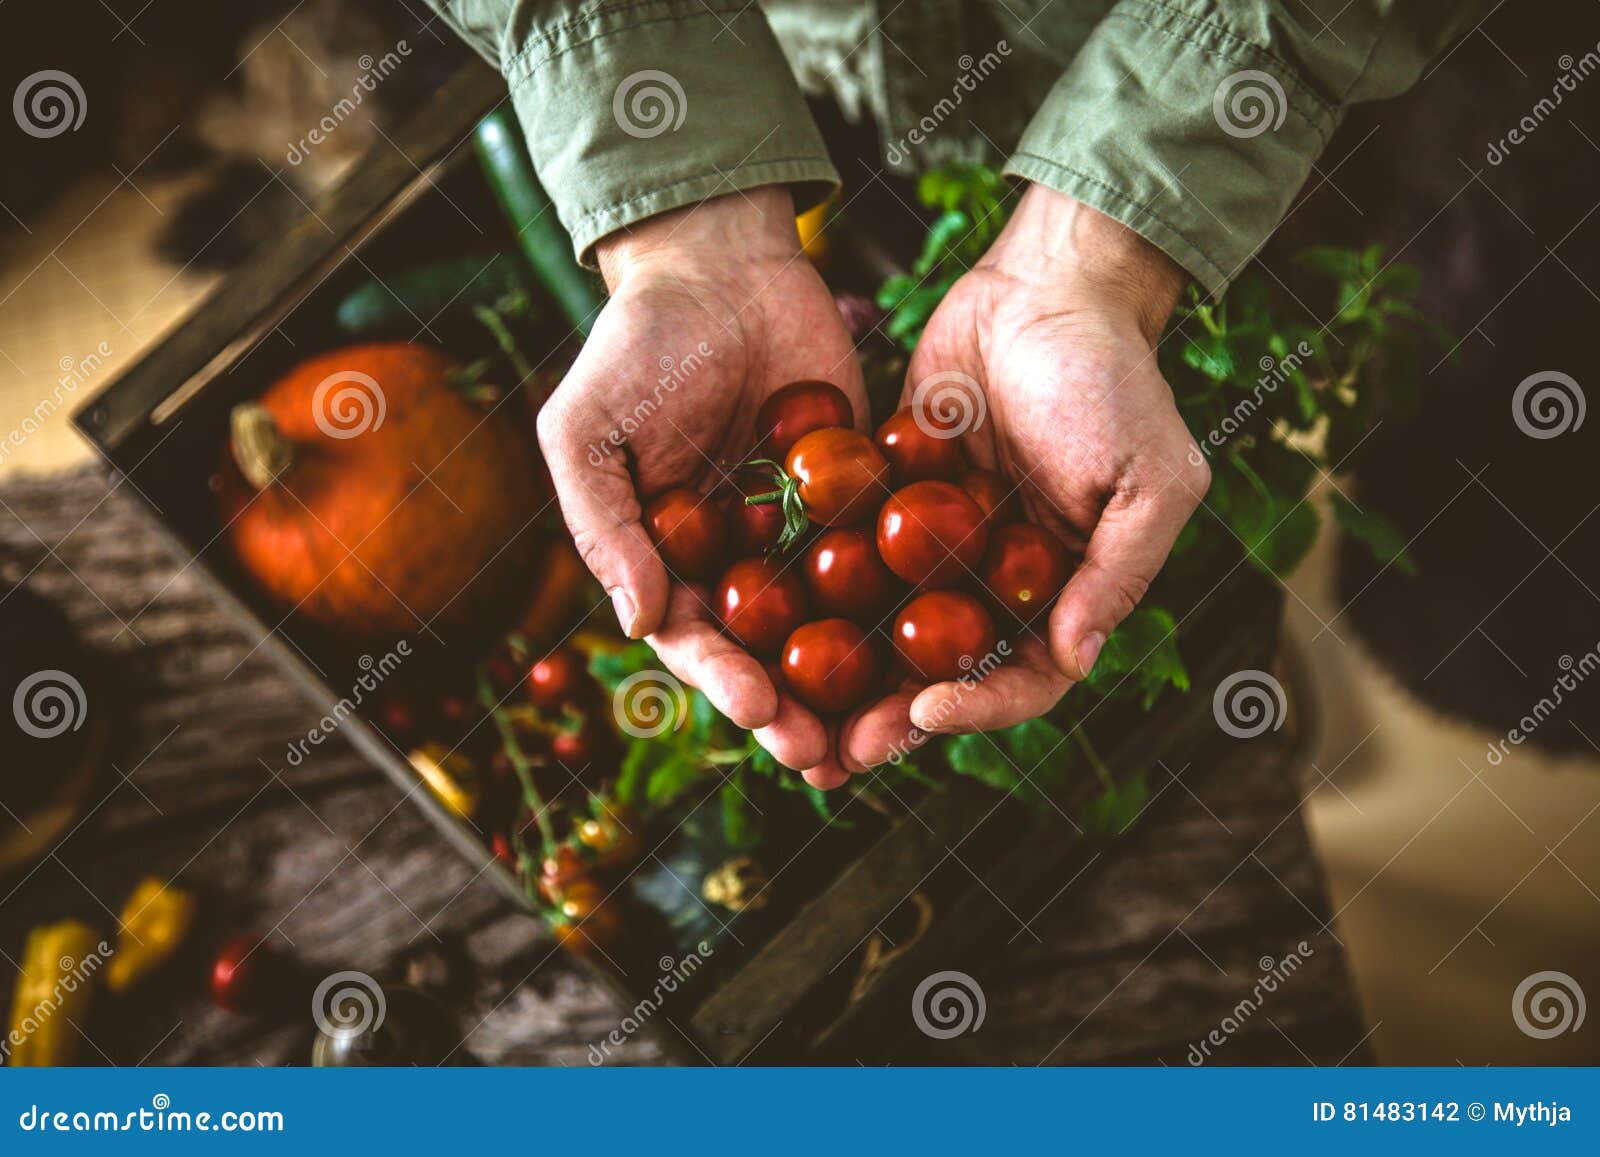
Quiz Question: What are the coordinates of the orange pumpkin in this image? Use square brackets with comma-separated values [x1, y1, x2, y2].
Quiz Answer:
[219, 343, 542, 638]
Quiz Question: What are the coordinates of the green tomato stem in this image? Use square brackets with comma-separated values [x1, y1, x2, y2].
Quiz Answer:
[477, 669, 559, 854]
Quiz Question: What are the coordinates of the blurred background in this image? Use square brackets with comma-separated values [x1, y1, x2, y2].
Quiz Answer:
[0, 1, 1596, 1065]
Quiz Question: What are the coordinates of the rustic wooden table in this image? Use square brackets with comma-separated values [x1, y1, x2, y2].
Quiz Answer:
[0, 467, 1370, 1066]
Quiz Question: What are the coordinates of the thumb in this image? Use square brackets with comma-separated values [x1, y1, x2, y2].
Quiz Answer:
[535, 390, 669, 638]
[1048, 455, 1208, 680]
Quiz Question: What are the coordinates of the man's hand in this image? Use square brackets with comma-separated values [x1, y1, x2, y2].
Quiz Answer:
[838, 184, 1210, 776]
[536, 186, 863, 776]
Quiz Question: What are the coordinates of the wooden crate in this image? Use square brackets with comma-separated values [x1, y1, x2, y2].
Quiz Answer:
[73, 60, 1293, 1064]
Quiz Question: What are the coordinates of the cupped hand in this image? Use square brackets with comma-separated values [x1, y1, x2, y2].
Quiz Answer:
[840, 184, 1210, 775]
[535, 186, 864, 776]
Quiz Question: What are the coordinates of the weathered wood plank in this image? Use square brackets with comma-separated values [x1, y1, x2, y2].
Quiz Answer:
[0, 467, 1365, 1065]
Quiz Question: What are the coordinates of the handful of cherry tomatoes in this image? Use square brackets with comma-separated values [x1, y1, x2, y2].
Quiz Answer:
[644, 380, 1075, 736]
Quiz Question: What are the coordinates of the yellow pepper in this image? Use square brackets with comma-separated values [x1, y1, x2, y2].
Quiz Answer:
[106, 877, 197, 992]
[409, 743, 480, 820]
[6, 920, 106, 1066]
[796, 199, 831, 263]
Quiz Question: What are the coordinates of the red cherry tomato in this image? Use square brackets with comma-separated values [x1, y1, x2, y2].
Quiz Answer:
[803, 527, 902, 622]
[755, 380, 855, 459]
[960, 468, 1021, 526]
[537, 844, 586, 905]
[715, 557, 810, 655]
[875, 407, 964, 483]
[726, 474, 786, 554]
[879, 644, 915, 694]
[526, 648, 589, 710]
[210, 934, 282, 1012]
[491, 832, 515, 866]
[551, 877, 624, 956]
[780, 619, 882, 713]
[876, 480, 990, 587]
[644, 487, 727, 581]
[979, 523, 1073, 616]
[785, 427, 890, 526]
[380, 699, 418, 740]
[893, 591, 999, 682]
[551, 725, 595, 766]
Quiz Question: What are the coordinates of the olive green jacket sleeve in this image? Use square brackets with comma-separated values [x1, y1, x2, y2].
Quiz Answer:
[1004, 1, 1492, 296]
[426, 0, 839, 265]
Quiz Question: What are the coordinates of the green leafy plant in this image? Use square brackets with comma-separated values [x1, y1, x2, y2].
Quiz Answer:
[588, 641, 923, 840]
[875, 165, 1009, 348]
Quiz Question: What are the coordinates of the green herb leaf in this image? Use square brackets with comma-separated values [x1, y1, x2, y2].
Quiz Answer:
[803, 782, 847, 826]
[1084, 606, 1190, 709]
[645, 750, 704, 808]
[1331, 492, 1419, 575]
[946, 718, 1072, 808]
[1079, 771, 1150, 836]
[587, 642, 656, 695]
[615, 738, 655, 808]
[1295, 246, 1361, 278]
[721, 767, 761, 850]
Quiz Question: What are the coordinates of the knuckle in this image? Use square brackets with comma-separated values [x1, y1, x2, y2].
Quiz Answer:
[1102, 566, 1151, 623]
[1182, 452, 1213, 502]
[533, 396, 568, 456]
[568, 525, 614, 580]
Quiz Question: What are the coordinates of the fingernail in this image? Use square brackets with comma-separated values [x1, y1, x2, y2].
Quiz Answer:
[1075, 632, 1105, 679]
[610, 588, 637, 636]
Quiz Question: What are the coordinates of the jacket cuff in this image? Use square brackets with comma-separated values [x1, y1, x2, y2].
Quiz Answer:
[1003, 0, 1338, 297]
[501, 1, 839, 266]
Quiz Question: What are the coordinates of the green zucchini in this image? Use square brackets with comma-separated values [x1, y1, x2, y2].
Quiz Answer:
[334, 252, 530, 336]
[474, 108, 605, 336]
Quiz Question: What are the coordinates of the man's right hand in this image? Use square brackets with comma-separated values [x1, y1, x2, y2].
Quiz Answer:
[536, 186, 866, 780]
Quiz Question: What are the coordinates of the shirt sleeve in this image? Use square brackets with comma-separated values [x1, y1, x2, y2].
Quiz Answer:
[1003, 0, 1494, 296]
[427, 0, 840, 265]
